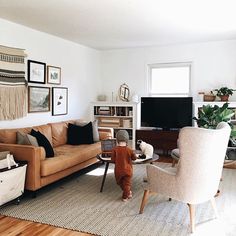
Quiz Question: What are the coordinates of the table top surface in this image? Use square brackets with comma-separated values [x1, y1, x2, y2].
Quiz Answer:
[97, 153, 159, 164]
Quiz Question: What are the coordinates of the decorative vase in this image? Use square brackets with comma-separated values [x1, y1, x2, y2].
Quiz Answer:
[219, 95, 229, 102]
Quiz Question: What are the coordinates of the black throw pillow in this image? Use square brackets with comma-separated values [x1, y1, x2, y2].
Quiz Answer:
[67, 122, 94, 145]
[30, 129, 54, 158]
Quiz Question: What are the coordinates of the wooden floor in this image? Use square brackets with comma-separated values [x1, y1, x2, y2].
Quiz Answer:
[0, 215, 92, 236]
[0, 156, 172, 236]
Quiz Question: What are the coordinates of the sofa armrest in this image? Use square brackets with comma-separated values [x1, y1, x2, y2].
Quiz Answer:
[0, 143, 46, 191]
[98, 127, 114, 140]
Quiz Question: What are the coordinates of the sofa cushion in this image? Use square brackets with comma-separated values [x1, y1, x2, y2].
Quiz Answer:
[75, 120, 99, 142]
[67, 122, 94, 145]
[49, 121, 69, 147]
[16, 131, 39, 146]
[31, 129, 54, 158]
[40, 142, 101, 176]
[32, 124, 53, 145]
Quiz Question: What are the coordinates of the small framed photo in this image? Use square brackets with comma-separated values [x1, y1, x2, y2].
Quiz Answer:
[28, 60, 46, 84]
[28, 86, 50, 113]
[52, 87, 68, 116]
[47, 65, 61, 84]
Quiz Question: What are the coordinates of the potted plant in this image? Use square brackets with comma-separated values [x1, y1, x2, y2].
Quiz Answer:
[193, 103, 236, 166]
[193, 102, 234, 129]
[214, 87, 235, 101]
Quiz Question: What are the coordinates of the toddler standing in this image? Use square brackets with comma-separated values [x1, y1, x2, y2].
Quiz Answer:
[111, 130, 136, 201]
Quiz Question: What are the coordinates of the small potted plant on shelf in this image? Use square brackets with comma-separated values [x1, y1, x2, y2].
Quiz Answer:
[214, 87, 235, 101]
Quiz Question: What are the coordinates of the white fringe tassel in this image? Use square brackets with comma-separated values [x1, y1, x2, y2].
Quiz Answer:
[0, 86, 27, 120]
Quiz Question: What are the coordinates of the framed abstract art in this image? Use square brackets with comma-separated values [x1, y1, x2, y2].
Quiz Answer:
[52, 87, 68, 116]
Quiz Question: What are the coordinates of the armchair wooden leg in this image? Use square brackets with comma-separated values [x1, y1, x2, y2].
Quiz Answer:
[187, 203, 195, 233]
[172, 159, 176, 167]
[139, 190, 150, 214]
[210, 198, 219, 218]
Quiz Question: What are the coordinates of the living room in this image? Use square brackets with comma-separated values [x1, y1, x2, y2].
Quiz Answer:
[0, 1, 236, 235]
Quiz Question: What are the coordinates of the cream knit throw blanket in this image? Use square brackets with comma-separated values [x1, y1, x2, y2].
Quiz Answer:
[0, 45, 27, 120]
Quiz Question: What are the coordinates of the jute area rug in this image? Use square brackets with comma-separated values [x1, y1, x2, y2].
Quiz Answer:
[0, 163, 236, 236]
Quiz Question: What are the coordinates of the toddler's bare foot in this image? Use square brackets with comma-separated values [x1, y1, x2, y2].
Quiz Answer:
[128, 191, 132, 199]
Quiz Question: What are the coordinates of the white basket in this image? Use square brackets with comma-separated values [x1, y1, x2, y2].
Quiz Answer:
[0, 164, 27, 206]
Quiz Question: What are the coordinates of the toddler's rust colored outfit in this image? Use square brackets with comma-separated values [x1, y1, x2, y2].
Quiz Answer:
[111, 146, 136, 199]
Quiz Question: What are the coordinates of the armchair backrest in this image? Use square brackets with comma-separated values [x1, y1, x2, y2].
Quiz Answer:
[177, 122, 231, 204]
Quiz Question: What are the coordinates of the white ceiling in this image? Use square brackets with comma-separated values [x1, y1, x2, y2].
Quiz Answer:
[1, 0, 236, 50]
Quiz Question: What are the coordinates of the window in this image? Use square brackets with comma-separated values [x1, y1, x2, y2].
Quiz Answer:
[148, 62, 191, 96]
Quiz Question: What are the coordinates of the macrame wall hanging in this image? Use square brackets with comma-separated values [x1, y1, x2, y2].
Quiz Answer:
[0, 45, 27, 120]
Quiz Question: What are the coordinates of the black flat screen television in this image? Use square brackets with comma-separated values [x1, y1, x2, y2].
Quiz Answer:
[141, 97, 193, 130]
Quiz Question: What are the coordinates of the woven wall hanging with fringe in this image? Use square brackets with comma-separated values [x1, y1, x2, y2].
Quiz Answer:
[0, 45, 27, 120]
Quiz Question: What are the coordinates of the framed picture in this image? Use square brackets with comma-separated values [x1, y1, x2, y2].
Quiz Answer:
[47, 65, 61, 84]
[119, 83, 130, 101]
[28, 60, 46, 84]
[52, 87, 68, 116]
[28, 86, 50, 113]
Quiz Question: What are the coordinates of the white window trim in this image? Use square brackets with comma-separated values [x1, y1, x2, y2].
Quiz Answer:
[147, 62, 192, 97]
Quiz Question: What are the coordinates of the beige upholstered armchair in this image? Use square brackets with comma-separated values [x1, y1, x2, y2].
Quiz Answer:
[139, 122, 231, 233]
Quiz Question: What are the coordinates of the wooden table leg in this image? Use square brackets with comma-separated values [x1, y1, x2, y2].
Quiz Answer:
[100, 162, 110, 192]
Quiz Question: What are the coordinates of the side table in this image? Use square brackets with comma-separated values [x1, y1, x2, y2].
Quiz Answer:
[97, 153, 159, 192]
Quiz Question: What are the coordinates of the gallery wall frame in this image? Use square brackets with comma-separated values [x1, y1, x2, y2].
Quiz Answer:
[28, 86, 50, 113]
[28, 60, 46, 84]
[47, 65, 61, 84]
[52, 87, 68, 116]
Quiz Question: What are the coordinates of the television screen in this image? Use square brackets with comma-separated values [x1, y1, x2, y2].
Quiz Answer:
[141, 97, 193, 130]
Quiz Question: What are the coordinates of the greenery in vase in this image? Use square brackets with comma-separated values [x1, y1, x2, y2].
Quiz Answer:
[214, 87, 235, 97]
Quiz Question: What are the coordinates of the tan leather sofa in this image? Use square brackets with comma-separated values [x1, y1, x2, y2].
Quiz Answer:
[0, 120, 112, 193]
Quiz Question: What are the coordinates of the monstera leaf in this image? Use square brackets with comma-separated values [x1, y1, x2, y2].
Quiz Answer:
[193, 103, 234, 129]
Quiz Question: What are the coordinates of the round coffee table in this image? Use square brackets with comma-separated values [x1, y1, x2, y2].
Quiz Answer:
[96, 153, 159, 192]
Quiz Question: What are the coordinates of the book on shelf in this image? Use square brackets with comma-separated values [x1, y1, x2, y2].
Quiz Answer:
[100, 119, 120, 123]
[99, 106, 110, 110]
[98, 111, 110, 115]
[99, 123, 120, 128]
[98, 106, 111, 115]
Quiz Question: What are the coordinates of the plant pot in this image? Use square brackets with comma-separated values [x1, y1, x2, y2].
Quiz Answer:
[219, 95, 229, 101]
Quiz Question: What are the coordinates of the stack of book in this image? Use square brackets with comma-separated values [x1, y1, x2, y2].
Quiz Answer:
[98, 106, 110, 115]
[99, 118, 120, 127]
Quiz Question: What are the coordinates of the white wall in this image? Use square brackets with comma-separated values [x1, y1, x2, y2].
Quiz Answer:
[101, 40, 236, 102]
[0, 18, 101, 128]
[1, 18, 236, 129]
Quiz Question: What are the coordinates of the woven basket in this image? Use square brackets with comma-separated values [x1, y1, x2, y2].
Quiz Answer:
[203, 95, 216, 101]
